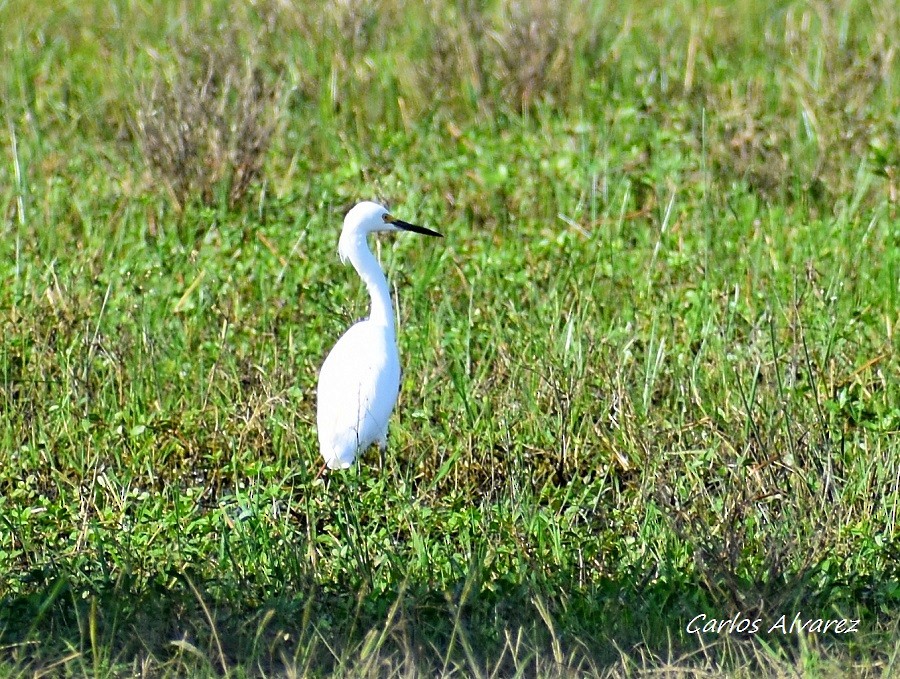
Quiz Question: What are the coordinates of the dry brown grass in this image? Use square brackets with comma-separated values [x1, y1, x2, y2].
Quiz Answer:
[489, 1, 582, 110]
[414, 0, 601, 113]
[694, 2, 899, 198]
[134, 34, 280, 213]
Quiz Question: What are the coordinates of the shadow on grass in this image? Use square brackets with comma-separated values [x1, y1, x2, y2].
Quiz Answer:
[2, 559, 897, 676]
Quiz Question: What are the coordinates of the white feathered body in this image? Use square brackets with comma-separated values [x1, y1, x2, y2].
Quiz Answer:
[316, 319, 400, 469]
[316, 201, 440, 471]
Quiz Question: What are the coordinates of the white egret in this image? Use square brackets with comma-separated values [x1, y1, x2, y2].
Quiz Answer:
[316, 201, 442, 471]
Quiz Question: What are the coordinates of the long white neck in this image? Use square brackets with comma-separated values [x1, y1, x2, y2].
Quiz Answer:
[340, 232, 395, 332]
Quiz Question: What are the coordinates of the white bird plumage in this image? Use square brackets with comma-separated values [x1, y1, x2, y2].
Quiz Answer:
[316, 201, 442, 470]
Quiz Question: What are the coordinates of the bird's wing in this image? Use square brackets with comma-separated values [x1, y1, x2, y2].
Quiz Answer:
[316, 321, 400, 466]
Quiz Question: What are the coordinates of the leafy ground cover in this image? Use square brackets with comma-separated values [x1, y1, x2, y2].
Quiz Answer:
[1, 0, 898, 675]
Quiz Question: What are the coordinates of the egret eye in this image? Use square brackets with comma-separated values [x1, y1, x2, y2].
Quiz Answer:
[382, 213, 394, 223]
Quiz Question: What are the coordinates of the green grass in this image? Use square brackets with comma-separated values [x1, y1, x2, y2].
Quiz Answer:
[1, 0, 899, 676]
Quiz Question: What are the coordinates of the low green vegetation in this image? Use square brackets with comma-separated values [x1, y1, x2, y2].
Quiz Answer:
[1, 0, 898, 676]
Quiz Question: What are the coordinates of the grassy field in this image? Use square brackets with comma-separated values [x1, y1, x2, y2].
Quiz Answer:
[1, 0, 898, 676]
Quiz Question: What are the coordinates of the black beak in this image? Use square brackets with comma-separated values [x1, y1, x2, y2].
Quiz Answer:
[393, 220, 443, 238]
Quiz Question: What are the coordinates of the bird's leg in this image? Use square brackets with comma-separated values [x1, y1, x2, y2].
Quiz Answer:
[314, 462, 328, 481]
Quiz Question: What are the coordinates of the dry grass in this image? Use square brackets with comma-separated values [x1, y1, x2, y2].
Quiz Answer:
[415, 0, 601, 113]
[489, 1, 585, 110]
[134, 34, 280, 214]
[694, 2, 899, 198]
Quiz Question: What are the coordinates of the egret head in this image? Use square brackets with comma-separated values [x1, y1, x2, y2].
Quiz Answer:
[339, 201, 442, 262]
